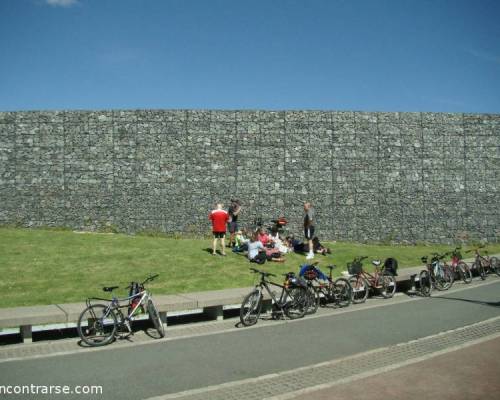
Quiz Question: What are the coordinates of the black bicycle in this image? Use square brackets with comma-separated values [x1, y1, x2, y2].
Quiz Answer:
[77, 274, 164, 347]
[299, 262, 352, 313]
[240, 268, 308, 326]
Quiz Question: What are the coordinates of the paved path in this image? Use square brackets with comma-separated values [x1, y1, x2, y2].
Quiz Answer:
[0, 277, 499, 399]
[289, 335, 500, 400]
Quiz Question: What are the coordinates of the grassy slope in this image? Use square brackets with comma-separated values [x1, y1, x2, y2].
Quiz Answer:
[1, 228, 499, 308]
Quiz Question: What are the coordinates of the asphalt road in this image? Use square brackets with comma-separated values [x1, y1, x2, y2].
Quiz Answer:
[1, 280, 499, 399]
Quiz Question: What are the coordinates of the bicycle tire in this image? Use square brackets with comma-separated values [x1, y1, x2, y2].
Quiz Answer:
[379, 274, 396, 298]
[332, 278, 352, 307]
[457, 261, 472, 284]
[419, 270, 432, 297]
[284, 286, 307, 319]
[434, 263, 453, 290]
[349, 276, 369, 304]
[240, 290, 263, 326]
[77, 304, 117, 347]
[490, 257, 500, 277]
[304, 285, 319, 314]
[147, 299, 165, 338]
[476, 259, 486, 280]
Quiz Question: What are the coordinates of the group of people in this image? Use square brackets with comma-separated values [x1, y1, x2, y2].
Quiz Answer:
[208, 200, 331, 263]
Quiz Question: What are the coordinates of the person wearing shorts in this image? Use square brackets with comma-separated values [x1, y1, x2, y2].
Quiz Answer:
[227, 199, 241, 248]
[304, 202, 315, 260]
[209, 203, 229, 256]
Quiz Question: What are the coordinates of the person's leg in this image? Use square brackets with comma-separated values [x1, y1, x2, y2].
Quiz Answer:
[212, 235, 217, 255]
[305, 227, 314, 259]
[220, 234, 226, 256]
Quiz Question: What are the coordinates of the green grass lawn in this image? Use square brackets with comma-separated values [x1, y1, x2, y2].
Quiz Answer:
[1, 227, 499, 308]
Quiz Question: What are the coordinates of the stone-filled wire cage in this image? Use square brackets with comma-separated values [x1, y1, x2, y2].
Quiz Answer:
[0, 110, 498, 243]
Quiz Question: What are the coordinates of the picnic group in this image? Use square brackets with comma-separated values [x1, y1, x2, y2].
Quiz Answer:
[209, 200, 331, 264]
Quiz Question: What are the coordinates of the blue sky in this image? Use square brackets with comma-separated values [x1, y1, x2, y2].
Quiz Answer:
[0, 0, 499, 113]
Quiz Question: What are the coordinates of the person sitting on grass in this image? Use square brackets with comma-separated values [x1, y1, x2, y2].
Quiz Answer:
[269, 228, 290, 254]
[248, 232, 285, 264]
[286, 235, 331, 256]
[257, 228, 272, 247]
[232, 229, 249, 253]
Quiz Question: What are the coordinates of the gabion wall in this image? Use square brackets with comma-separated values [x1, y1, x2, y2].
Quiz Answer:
[0, 110, 498, 243]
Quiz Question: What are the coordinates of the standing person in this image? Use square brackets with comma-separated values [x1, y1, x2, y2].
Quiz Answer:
[209, 203, 229, 256]
[227, 199, 241, 248]
[304, 202, 315, 260]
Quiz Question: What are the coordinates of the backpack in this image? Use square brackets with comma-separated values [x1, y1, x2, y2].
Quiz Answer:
[128, 282, 144, 314]
[383, 258, 398, 276]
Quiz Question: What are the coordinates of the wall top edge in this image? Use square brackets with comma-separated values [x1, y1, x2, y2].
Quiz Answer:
[0, 109, 499, 116]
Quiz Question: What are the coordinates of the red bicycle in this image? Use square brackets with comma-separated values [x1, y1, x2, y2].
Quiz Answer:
[448, 247, 472, 284]
[348, 257, 397, 304]
[466, 246, 500, 280]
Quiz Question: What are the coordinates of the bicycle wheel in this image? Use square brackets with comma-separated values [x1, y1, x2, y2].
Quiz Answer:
[349, 276, 369, 304]
[490, 257, 500, 277]
[476, 260, 486, 280]
[240, 290, 263, 326]
[77, 304, 117, 347]
[147, 299, 165, 338]
[332, 278, 352, 307]
[418, 270, 432, 297]
[434, 264, 453, 291]
[457, 261, 472, 284]
[284, 286, 307, 319]
[304, 285, 319, 314]
[379, 274, 396, 298]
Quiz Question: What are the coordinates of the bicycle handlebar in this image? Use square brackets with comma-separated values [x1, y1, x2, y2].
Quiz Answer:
[249, 268, 276, 278]
[142, 274, 159, 285]
[465, 245, 485, 254]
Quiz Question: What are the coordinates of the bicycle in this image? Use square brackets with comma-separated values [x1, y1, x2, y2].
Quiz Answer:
[347, 256, 397, 304]
[299, 262, 352, 312]
[239, 268, 308, 326]
[77, 274, 165, 347]
[466, 245, 500, 280]
[448, 247, 472, 284]
[407, 268, 432, 297]
[421, 254, 454, 290]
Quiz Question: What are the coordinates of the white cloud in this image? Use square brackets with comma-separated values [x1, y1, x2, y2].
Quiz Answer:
[46, 0, 79, 7]
[467, 49, 500, 65]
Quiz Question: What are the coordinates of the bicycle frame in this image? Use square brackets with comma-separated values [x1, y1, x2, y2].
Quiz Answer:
[87, 290, 151, 324]
[255, 278, 294, 310]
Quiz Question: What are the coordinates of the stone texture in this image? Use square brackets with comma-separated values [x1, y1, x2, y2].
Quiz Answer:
[0, 110, 498, 243]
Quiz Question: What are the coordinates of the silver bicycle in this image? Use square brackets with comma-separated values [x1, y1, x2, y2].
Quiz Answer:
[77, 274, 165, 347]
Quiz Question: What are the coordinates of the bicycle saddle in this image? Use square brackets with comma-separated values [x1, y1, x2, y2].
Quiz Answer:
[327, 265, 337, 270]
[102, 286, 119, 292]
[372, 260, 381, 266]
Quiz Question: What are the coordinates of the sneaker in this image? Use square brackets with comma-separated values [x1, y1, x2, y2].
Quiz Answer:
[306, 252, 314, 260]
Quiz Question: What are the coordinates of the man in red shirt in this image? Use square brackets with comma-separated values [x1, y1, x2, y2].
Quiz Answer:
[209, 203, 229, 256]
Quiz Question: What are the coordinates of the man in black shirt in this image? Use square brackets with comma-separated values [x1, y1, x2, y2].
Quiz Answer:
[304, 202, 315, 260]
[227, 199, 241, 248]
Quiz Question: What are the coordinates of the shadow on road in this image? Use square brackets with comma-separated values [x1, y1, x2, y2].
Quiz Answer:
[431, 295, 500, 308]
